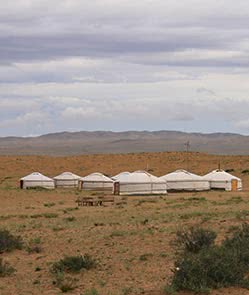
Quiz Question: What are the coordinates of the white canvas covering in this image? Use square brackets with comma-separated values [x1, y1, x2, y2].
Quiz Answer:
[53, 172, 81, 188]
[160, 169, 210, 191]
[113, 170, 167, 195]
[20, 172, 55, 189]
[80, 172, 114, 191]
[203, 169, 242, 191]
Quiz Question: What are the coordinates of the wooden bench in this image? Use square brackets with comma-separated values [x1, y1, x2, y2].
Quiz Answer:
[76, 195, 127, 207]
[76, 197, 102, 206]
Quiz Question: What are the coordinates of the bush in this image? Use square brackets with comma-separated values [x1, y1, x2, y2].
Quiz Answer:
[168, 224, 249, 293]
[51, 254, 96, 273]
[175, 226, 216, 253]
[0, 229, 23, 253]
[139, 253, 153, 261]
[223, 223, 249, 267]
[53, 272, 77, 293]
[44, 202, 55, 207]
[0, 258, 15, 277]
[26, 237, 42, 254]
[171, 245, 246, 293]
[64, 216, 76, 222]
[84, 289, 99, 295]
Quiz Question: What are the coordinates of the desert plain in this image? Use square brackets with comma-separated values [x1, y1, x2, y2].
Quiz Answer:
[1, 151, 249, 295]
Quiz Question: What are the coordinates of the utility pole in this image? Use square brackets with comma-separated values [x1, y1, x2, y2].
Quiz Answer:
[184, 141, 190, 171]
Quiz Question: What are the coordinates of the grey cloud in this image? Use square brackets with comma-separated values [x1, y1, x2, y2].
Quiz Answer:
[1, 94, 249, 136]
[196, 88, 216, 96]
[0, 1, 248, 67]
[1, 1, 249, 136]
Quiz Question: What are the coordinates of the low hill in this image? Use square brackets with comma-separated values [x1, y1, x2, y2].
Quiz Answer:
[0, 130, 249, 155]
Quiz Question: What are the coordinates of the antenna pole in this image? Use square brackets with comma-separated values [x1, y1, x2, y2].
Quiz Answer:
[184, 141, 190, 171]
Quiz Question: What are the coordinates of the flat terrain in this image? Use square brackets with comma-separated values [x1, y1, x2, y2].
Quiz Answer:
[1, 152, 249, 295]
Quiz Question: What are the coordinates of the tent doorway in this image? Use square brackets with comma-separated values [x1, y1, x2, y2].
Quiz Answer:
[231, 179, 238, 191]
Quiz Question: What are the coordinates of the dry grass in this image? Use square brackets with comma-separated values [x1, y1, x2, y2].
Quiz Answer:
[0, 152, 249, 294]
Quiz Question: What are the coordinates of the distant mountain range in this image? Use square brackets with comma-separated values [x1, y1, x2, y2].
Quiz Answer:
[0, 130, 249, 155]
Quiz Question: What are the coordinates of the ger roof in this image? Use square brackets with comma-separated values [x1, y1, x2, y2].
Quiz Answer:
[20, 172, 53, 181]
[112, 172, 131, 181]
[81, 172, 114, 182]
[203, 169, 241, 181]
[160, 169, 204, 181]
[54, 172, 81, 180]
[114, 170, 165, 183]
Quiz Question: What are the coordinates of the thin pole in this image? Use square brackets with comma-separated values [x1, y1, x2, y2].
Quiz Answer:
[184, 141, 190, 171]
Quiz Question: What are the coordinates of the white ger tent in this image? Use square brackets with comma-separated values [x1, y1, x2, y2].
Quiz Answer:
[160, 169, 210, 191]
[203, 169, 242, 191]
[20, 172, 55, 189]
[79, 173, 114, 191]
[112, 170, 167, 195]
[53, 172, 81, 188]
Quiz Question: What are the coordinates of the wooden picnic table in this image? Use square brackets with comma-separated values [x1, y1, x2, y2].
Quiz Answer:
[75, 195, 127, 207]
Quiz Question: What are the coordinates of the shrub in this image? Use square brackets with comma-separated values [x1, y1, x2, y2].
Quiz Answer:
[26, 237, 42, 254]
[53, 272, 77, 293]
[139, 253, 153, 261]
[175, 226, 216, 253]
[43, 213, 58, 218]
[0, 229, 23, 253]
[164, 285, 176, 295]
[44, 202, 55, 207]
[171, 245, 247, 293]
[168, 224, 249, 293]
[242, 169, 249, 174]
[64, 216, 76, 222]
[84, 288, 99, 295]
[51, 254, 96, 273]
[0, 258, 15, 277]
[223, 223, 249, 267]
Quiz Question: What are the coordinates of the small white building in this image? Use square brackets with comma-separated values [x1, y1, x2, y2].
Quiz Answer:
[113, 170, 167, 195]
[53, 172, 81, 188]
[20, 172, 55, 189]
[203, 169, 242, 191]
[160, 169, 210, 191]
[79, 173, 114, 192]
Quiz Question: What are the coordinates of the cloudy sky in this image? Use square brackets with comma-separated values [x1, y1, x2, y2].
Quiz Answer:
[1, 0, 249, 137]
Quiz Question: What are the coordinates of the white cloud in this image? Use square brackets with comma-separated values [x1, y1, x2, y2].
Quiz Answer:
[0, 1, 249, 136]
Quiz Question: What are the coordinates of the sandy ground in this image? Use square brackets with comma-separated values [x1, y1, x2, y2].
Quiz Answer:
[0, 152, 249, 295]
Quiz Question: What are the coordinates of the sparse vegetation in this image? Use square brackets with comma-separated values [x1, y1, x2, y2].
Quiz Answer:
[83, 288, 99, 295]
[139, 253, 153, 261]
[43, 213, 58, 218]
[0, 229, 23, 253]
[51, 254, 96, 273]
[64, 216, 76, 222]
[175, 226, 217, 253]
[167, 224, 249, 293]
[26, 237, 42, 254]
[0, 258, 15, 277]
[1, 152, 249, 294]
[44, 202, 55, 207]
[53, 272, 78, 293]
